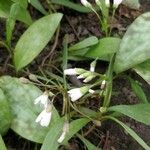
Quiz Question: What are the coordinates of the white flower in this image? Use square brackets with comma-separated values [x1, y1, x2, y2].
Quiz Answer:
[81, 0, 92, 7]
[68, 86, 91, 102]
[113, 0, 123, 8]
[57, 121, 69, 143]
[64, 68, 86, 76]
[105, 0, 110, 7]
[68, 88, 83, 102]
[89, 89, 95, 94]
[35, 104, 52, 127]
[34, 91, 49, 107]
[101, 80, 106, 89]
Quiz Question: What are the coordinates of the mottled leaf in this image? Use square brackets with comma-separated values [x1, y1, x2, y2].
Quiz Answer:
[85, 37, 121, 59]
[0, 76, 60, 143]
[108, 104, 150, 125]
[14, 13, 63, 71]
[0, 89, 12, 135]
[123, 0, 140, 9]
[134, 59, 150, 85]
[114, 12, 150, 73]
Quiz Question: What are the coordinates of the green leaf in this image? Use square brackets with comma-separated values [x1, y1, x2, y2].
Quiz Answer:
[107, 117, 150, 150]
[123, 0, 140, 9]
[63, 118, 90, 144]
[11, 0, 28, 8]
[134, 59, 150, 85]
[50, 0, 94, 13]
[0, 89, 12, 135]
[0, 76, 60, 143]
[114, 12, 150, 73]
[0, 135, 7, 150]
[41, 118, 90, 150]
[0, 0, 12, 18]
[85, 37, 121, 59]
[69, 36, 98, 51]
[30, 0, 47, 15]
[129, 78, 148, 103]
[14, 13, 63, 71]
[9, 3, 32, 25]
[77, 134, 101, 150]
[108, 104, 150, 125]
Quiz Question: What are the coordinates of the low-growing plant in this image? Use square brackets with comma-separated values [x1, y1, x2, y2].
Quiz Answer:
[0, 0, 150, 150]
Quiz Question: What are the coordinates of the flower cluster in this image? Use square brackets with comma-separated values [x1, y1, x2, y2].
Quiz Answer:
[81, 0, 123, 8]
[64, 60, 99, 102]
[34, 91, 52, 127]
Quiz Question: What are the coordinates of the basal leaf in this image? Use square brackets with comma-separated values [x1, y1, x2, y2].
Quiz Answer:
[0, 135, 7, 150]
[69, 36, 98, 51]
[114, 12, 150, 73]
[123, 0, 140, 9]
[0, 76, 60, 143]
[129, 78, 148, 103]
[41, 118, 90, 150]
[108, 104, 150, 125]
[0, 0, 12, 18]
[85, 37, 121, 60]
[77, 134, 102, 150]
[0, 89, 12, 135]
[107, 117, 150, 150]
[134, 59, 150, 85]
[30, 0, 47, 15]
[14, 13, 63, 71]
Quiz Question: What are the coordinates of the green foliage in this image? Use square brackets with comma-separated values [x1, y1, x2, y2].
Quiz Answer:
[69, 36, 98, 51]
[0, 0, 12, 18]
[114, 12, 150, 73]
[41, 118, 89, 150]
[85, 37, 121, 60]
[108, 104, 150, 125]
[0, 89, 12, 135]
[123, 0, 140, 9]
[0, 76, 59, 143]
[129, 78, 148, 103]
[14, 13, 63, 71]
[108, 117, 150, 150]
[30, 0, 47, 15]
[0, 135, 7, 150]
[77, 134, 102, 150]
[134, 59, 150, 85]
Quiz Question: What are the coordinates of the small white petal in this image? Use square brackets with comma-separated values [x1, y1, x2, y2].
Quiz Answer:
[57, 131, 66, 143]
[64, 69, 77, 75]
[77, 75, 84, 79]
[35, 109, 52, 127]
[68, 88, 83, 102]
[105, 0, 110, 7]
[113, 0, 123, 7]
[34, 92, 49, 107]
[81, 0, 91, 7]
[90, 66, 95, 72]
[89, 89, 95, 94]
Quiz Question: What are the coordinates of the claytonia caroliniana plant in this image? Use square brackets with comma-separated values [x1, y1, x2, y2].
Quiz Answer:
[34, 91, 53, 127]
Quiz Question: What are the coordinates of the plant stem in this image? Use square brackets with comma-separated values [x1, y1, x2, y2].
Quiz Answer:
[102, 54, 115, 107]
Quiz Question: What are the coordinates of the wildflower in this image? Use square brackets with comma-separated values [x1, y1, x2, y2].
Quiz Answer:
[34, 91, 49, 107]
[35, 103, 52, 127]
[68, 86, 93, 102]
[90, 59, 97, 72]
[64, 68, 86, 75]
[57, 121, 69, 143]
[80, 0, 92, 8]
[113, 0, 123, 8]
[105, 0, 110, 7]
[101, 80, 106, 90]
[83, 74, 97, 83]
